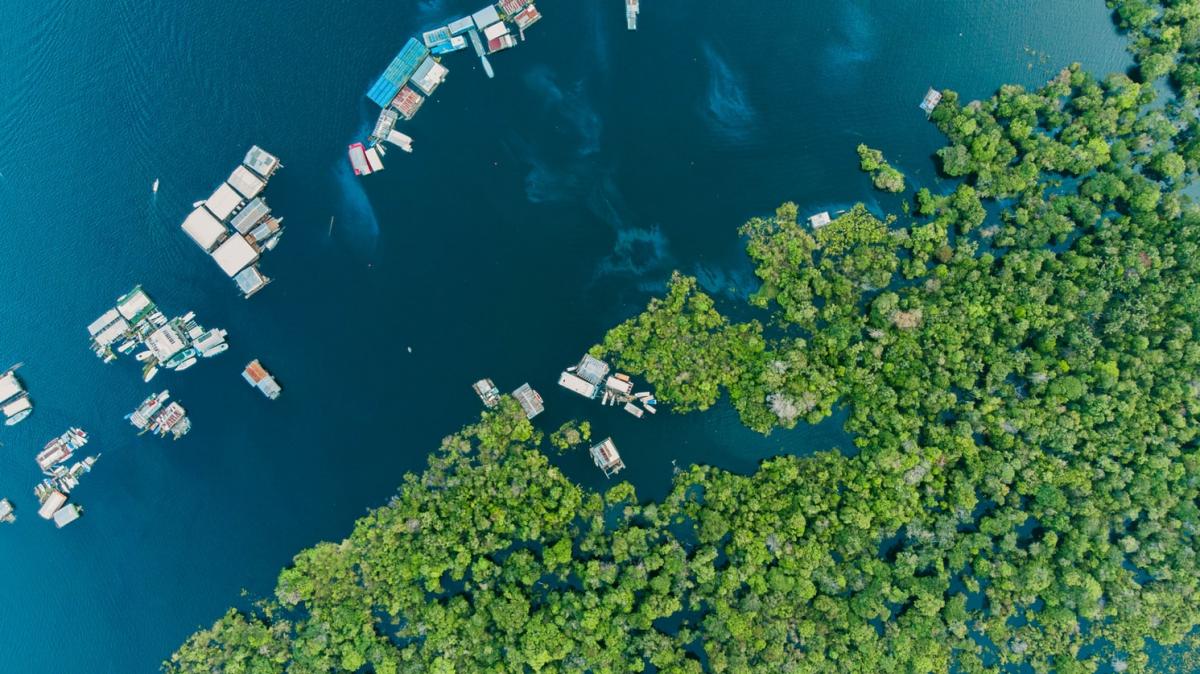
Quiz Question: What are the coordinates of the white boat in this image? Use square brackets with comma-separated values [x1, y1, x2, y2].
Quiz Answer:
[152, 178, 160, 193]
[174, 357, 197, 372]
[3, 396, 33, 426]
[192, 200, 205, 208]
[642, 402, 657, 414]
[200, 342, 229, 358]
[143, 365, 159, 383]
[135, 350, 153, 362]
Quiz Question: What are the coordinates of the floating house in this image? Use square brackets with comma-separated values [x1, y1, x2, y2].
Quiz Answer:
[626, 0, 639, 29]
[151, 402, 191, 439]
[920, 87, 942, 115]
[589, 437, 625, 477]
[0, 364, 32, 426]
[473, 378, 501, 407]
[234, 267, 271, 298]
[432, 36, 468, 54]
[243, 359, 282, 400]
[623, 401, 644, 418]
[386, 130, 414, 153]
[574, 354, 611, 386]
[367, 38, 431, 108]
[513, 383, 544, 419]
[178, 147, 284, 296]
[499, 0, 531, 14]
[36, 428, 87, 474]
[0, 498, 14, 523]
[411, 56, 449, 96]
[808, 211, 831, 229]
[348, 143, 373, 175]
[606, 374, 634, 396]
[128, 390, 171, 432]
[448, 16, 475, 35]
[371, 108, 399, 143]
[471, 5, 502, 30]
[558, 371, 598, 399]
[37, 490, 67, 520]
[512, 5, 542, 32]
[53, 504, 81, 528]
[422, 26, 453, 48]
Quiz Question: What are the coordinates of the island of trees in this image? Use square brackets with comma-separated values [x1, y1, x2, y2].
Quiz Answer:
[169, 2, 1200, 672]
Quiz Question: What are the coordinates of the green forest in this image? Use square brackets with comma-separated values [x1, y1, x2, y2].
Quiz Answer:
[169, 2, 1200, 672]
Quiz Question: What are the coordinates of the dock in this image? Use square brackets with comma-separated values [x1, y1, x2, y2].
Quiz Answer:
[512, 383, 544, 419]
[179, 146, 285, 297]
[589, 437, 626, 477]
[473, 378, 501, 407]
[88, 286, 228, 377]
[243, 360, 282, 400]
[0, 363, 32, 426]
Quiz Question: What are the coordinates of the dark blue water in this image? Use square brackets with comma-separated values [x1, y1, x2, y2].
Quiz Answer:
[0, 1, 1130, 670]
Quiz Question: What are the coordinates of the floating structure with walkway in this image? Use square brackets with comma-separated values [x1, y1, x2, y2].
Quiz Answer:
[558, 353, 657, 418]
[512, 383, 544, 419]
[179, 146, 284, 297]
[87, 286, 228, 382]
[473, 378, 501, 408]
[0, 363, 32, 426]
[353, 1, 545, 175]
[590, 437, 626, 477]
[127, 390, 191, 438]
[626, 0, 639, 29]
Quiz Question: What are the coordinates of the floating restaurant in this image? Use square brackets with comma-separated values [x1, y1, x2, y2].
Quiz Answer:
[589, 437, 626, 477]
[87, 286, 228, 381]
[242, 360, 282, 400]
[179, 146, 284, 297]
[0, 364, 32, 426]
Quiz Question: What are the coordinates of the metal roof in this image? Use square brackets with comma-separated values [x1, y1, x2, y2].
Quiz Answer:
[212, 235, 259, 277]
[472, 5, 501, 29]
[366, 38, 431, 108]
[53, 504, 80, 528]
[206, 183, 243, 221]
[146, 324, 186, 361]
[412, 56, 449, 96]
[243, 146, 279, 177]
[234, 266, 268, 294]
[483, 21, 510, 41]
[38, 491, 66, 519]
[230, 197, 270, 235]
[182, 207, 227, 252]
[576, 354, 610, 385]
[448, 17, 475, 34]
[227, 165, 265, 199]
[116, 287, 153, 321]
[558, 371, 597, 398]
[0, 372, 23, 403]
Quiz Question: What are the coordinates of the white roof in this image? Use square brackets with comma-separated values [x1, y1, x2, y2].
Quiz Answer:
[558, 371, 597, 398]
[88, 308, 123, 337]
[448, 16, 475, 34]
[116, 288, 152, 321]
[483, 21, 510, 41]
[0, 373, 23, 403]
[3, 396, 32, 416]
[472, 5, 501, 29]
[412, 57, 449, 95]
[146, 324, 186, 361]
[364, 146, 385, 173]
[212, 235, 259, 277]
[90, 311, 129, 347]
[606, 376, 634, 394]
[38, 491, 66, 519]
[809, 211, 831, 229]
[182, 207, 227, 252]
[226, 165, 265, 199]
[206, 183, 243, 221]
[53, 504, 80, 528]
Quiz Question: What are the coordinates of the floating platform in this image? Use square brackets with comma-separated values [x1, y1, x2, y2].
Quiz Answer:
[626, 0, 639, 29]
[808, 211, 831, 229]
[590, 437, 625, 477]
[920, 87, 942, 115]
[243, 359, 281, 400]
[473, 378, 501, 407]
[559, 371, 598, 398]
[513, 383, 544, 419]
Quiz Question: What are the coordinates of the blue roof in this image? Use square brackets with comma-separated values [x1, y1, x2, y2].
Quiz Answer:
[366, 39, 431, 108]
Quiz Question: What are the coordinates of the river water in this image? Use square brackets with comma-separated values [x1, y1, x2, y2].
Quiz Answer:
[0, 0, 1130, 669]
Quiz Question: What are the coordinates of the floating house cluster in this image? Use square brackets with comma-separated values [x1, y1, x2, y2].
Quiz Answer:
[180, 146, 284, 297]
[34, 428, 98, 528]
[350, 0, 544, 176]
[87, 286, 228, 383]
[472, 377, 543, 418]
[558, 353, 656, 418]
[0, 364, 32, 426]
[127, 390, 191, 440]
[242, 360, 282, 400]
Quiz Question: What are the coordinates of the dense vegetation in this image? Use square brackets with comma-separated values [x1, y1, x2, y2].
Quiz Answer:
[171, 3, 1200, 672]
[856, 144, 907, 192]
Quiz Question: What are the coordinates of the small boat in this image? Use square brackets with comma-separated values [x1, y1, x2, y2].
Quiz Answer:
[152, 178, 160, 193]
[3, 396, 33, 426]
[164, 348, 196, 369]
[192, 200, 205, 208]
[135, 350, 153, 362]
[117, 340, 137, 354]
[143, 365, 159, 383]
[174, 357, 197, 372]
[180, 311, 195, 323]
[642, 402, 657, 414]
[634, 392, 651, 400]
[200, 342, 228, 358]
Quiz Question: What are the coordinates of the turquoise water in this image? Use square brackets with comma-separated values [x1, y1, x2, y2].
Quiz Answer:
[0, 1, 1130, 670]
